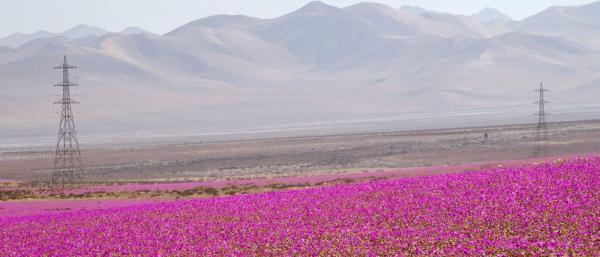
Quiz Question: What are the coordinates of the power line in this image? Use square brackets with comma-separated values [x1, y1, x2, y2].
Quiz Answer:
[533, 82, 550, 157]
[51, 55, 84, 186]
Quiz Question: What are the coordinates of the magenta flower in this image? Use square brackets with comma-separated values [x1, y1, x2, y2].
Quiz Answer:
[0, 157, 598, 256]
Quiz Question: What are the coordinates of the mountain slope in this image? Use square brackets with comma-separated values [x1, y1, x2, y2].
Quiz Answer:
[251, 1, 379, 68]
[344, 3, 422, 37]
[513, 1, 600, 50]
[61, 25, 107, 39]
[516, 1, 600, 33]
[0, 31, 55, 48]
[408, 32, 600, 94]
[471, 8, 512, 23]
[1, 1, 600, 144]
[399, 6, 429, 16]
[0, 25, 109, 48]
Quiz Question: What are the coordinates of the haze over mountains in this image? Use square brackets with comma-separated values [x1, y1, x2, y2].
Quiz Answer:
[0, 25, 152, 48]
[2, 1, 600, 147]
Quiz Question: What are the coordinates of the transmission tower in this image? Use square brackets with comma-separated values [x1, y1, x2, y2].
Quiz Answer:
[52, 55, 83, 185]
[533, 82, 550, 157]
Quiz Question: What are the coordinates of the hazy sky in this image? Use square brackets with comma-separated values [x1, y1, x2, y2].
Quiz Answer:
[0, 0, 597, 37]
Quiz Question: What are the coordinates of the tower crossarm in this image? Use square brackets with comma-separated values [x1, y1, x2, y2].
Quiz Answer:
[54, 64, 77, 70]
[54, 100, 80, 104]
[54, 55, 77, 70]
[54, 82, 79, 87]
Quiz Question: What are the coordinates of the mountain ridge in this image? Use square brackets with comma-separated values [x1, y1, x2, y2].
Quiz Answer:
[1, 1, 600, 143]
[471, 7, 512, 23]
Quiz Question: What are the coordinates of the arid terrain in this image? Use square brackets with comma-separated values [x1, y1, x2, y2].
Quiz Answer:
[1, 119, 600, 184]
[1, 120, 598, 255]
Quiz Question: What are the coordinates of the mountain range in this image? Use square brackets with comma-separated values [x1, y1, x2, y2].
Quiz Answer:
[2, 1, 600, 147]
[0, 25, 152, 48]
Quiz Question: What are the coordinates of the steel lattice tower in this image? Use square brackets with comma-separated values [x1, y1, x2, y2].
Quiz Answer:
[52, 55, 83, 185]
[533, 82, 550, 157]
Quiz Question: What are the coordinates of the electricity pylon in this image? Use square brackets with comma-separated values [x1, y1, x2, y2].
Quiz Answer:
[52, 55, 83, 185]
[533, 82, 550, 157]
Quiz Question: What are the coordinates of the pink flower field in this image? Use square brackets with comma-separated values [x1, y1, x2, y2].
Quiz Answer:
[1, 157, 598, 256]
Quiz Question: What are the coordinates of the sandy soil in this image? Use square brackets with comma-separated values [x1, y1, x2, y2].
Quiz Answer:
[1, 119, 600, 183]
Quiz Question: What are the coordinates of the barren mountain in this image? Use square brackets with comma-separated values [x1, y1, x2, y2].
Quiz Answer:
[513, 1, 600, 49]
[1, 1, 600, 147]
[516, 2, 600, 33]
[471, 8, 512, 23]
[398, 6, 429, 16]
[0, 25, 108, 48]
[120, 27, 153, 35]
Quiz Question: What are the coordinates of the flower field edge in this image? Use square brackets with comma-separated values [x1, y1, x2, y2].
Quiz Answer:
[0, 156, 598, 256]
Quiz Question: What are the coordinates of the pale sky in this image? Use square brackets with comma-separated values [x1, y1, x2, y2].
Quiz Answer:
[0, 0, 597, 37]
